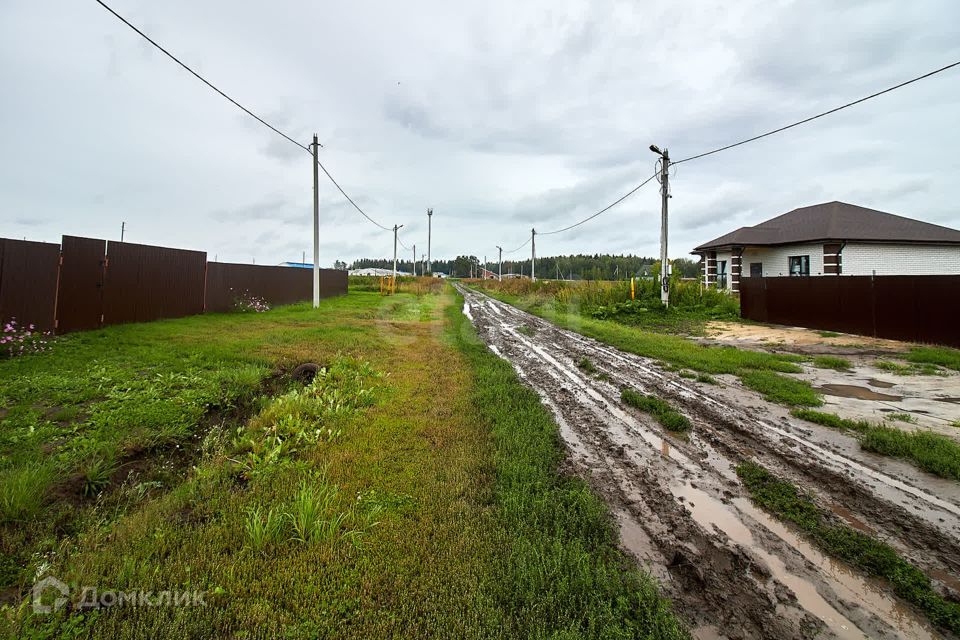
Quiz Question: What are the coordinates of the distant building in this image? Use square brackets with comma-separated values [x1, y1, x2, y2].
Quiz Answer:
[348, 267, 412, 277]
[693, 201, 960, 292]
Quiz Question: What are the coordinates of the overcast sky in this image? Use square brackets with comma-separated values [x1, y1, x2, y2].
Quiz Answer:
[2, 0, 959, 266]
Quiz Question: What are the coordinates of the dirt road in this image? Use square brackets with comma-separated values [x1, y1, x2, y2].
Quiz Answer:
[459, 285, 960, 640]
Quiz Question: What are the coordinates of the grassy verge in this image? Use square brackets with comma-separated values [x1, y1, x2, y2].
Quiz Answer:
[737, 461, 960, 634]
[791, 409, 960, 481]
[621, 389, 691, 432]
[906, 346, 960, 372]
[2, 291, 511, 638]
[448, 290, 688, 638]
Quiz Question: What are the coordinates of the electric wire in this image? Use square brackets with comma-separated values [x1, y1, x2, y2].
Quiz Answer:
[94, 0, 395, 232]
[674, 60, 960, 165]
[539, 172, 658, 236]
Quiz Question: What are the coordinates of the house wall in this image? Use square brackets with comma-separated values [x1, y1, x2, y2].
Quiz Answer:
[740, 243, 825, 279]
[841, 243, 960, 275]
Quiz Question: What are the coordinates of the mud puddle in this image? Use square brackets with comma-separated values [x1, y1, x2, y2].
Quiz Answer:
[817, 384, 903, 401]
[459, 285, 959, 639]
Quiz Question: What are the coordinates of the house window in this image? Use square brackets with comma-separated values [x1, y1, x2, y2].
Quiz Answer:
[749, 263, 762, 277]
[717, 260, 728, 289]
[788, 255, 810, 276]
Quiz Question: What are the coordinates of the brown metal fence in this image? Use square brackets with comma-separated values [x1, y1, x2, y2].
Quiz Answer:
[0, 235, 348, 334]
[740, 276, 960, 347]
[102, 241, 206, 325]
[0, 239, 61, 332]
[204, 262, 345, 312]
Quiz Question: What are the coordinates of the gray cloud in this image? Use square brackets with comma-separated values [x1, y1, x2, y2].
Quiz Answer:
[1, 0, 958, 266]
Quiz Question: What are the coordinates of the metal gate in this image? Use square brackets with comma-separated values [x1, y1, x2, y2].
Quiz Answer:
[56, 236, 106, 332]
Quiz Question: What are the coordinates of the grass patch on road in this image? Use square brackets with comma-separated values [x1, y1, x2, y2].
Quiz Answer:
[621, 389, 692, 432]
[812, 355, 852, 371]
[740, 370, 823, 407]
[907, 346, 960, 372]
[791, 409, 960, 481]
[449, 291, 688, 639]
[737, 461, 960, 634]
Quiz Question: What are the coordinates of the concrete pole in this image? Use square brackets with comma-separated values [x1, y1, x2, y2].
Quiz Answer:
[427, 208, 433, 273]
[412, 244, 416, 276]
[496, 246, 502, 281]
[531, 228, 536, 282]
[393, 224, 402, 284]
[659, 149, 670, 307]
[312, 134, 320, 308]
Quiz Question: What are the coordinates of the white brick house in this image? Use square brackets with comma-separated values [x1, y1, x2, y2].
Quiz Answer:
[693, 202, 960, 292]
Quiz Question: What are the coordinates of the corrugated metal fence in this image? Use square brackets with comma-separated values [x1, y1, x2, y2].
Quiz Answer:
[0, 235, 347, 334]
[740, 276, 960, 347]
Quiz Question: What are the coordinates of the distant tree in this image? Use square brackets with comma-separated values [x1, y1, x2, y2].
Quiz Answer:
[333, 260, 347, 271]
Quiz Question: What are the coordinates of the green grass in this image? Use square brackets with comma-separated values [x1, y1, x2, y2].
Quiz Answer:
[906, 346, 960, 372]
[875, 359, 944, 376]
[576, 357, 598, 374]
[816, 331, 842, 338]
[791, 409, 960, 481]
[885, 412, 916, 424]
[739, 370, 823, 407]
[448, 291, 688, 638]
[737, 461, 960, 634]
[621, 389, 692, 432]
[812, 355, 852, 371]
[695, 373, 718, 385]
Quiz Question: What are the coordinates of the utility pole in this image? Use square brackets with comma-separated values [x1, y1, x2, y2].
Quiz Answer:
[120, 221, 126, 242]
[392, 224, 403, 283]
[412, 244, 416, 276]
[530, 228, 536, 282]
[312, 134, 320, 308]
[496, 246, 502, 281]
[650, 145, 670, 307]
[483, 255, 487, 279]
[427, 208, 433, 274]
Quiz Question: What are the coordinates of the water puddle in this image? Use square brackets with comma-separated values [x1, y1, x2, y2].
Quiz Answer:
[671, 482, 867, 639]
[866, 378, 897, 389]
[817, 384, 902, 401]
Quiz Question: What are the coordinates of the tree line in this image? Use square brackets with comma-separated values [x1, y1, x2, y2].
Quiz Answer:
[348, 254, 701, 280]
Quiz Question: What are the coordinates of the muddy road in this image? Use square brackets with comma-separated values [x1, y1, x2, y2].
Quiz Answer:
[458, 285, 960, 640]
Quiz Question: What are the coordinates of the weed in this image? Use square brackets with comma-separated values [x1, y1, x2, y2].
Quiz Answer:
[812, 355, 852, 371]
[695, 373, 717, 385]
[875, 359, 945, 376]
[0, 463, 55, 522]
[243, 505, 284, 552]
[885, 412, 916, 424]
[816, 331, 841, 338]
[576, 357, 598, 374]
[740, 370, 823, 407]
[679, 370, 697, 380]
[287, 480, 340, 545]
[621, 388, 691, 432]
[951, 419, 960, 429]
[737, 461, 960, 634]
[82, 451, 119, 497]
[516, 324, 535, 337]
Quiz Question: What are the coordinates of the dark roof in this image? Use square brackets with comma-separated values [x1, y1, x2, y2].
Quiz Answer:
[694, 201, 960, 252]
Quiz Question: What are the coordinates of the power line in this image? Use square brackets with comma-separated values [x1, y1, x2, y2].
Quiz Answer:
[94, 0, 395, 233]
[539, 172, 659, 235]
[503, 236, 532, 254]
[314, 158, 392, 231]
[93, 0, 307, 152]
[674, 59, 960, 165]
